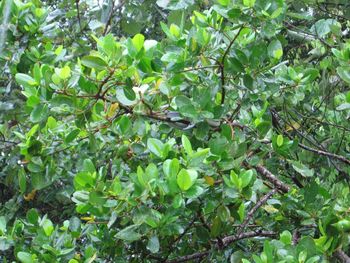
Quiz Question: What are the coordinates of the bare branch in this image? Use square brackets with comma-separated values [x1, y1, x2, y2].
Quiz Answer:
[254, 165, 290, 193]
[334, 249, 350, 263]
[237, 189, 278, 235]
[220, 24, 244, 104]
[165, 231, 276, 263]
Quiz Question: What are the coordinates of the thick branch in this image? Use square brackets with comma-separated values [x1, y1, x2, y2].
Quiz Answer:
[254, 165, 290, 193]
[334, 249, 350, 263]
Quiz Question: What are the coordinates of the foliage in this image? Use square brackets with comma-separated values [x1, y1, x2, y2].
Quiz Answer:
[1, 0, 350, 262]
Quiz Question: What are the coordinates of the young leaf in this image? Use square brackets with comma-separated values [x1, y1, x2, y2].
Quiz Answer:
[177, 169, 198, 191]
[181, 134, 193, 155]
[276, 134, 284, 147]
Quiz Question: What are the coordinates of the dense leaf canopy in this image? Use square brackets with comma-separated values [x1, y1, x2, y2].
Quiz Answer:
[1, 0, 350, 262]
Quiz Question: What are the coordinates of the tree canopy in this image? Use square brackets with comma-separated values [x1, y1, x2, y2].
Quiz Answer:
[1, 0, 350, 262]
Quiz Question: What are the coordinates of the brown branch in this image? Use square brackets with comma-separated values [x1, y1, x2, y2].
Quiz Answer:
[221, 230, 276, 247]
[103, 0, 124, 36]
[254, 165, 290, 193]
[166, 251, 209, 263]
[237, 189, 278, 235]
[165, 230, 276, 263]
[298, 142, 350, 166]
[220, 24, 244, 104]
[334, 249, 350, 263]
[75, 0, 83, 33]
[96, 69, 115, 98]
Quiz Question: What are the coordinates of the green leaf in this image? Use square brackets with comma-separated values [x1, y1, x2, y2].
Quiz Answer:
[18, 168, 27, 193]
[57, 66, 71, 79]
[147, 236, 160, 253]
[110, 177, 122, 195]
[132, 34, 145, 52]
[146, 163, 159, 181]
[238, 202, 245, 221]
[147, 138, 167, 159]
[240, 170, 253, 188]
[116, 225, 142, 241]
[210, 216, 222, 237]
[280, 230, 292, 245]
[217, 0, 229, 6]
[65, 129, 80, 144]
[336, 103, 350, 111]
[30, 104, 48, 123]
[276, 134, 284, 147]
[81, 55, 108, 70]
[291, 161, 314, 177]
[74, 172, 95, 189]
[0, 216, 6, 234]
[83, 159, 96, 173]
[15, 73, 38, 87]
[89, 191, 106, 206]
[26, 209, 39, 225]
[332, 219, 350, 232]
[337, 67, 350, 84]
[41, 218, 54, 236]
[163, 158, 180, 178]
[243, 0, 256, 8]
[123, 86, 136, 101]
[177, 169, 197, 191]
[175, 96, 197, 118]
[181, 134, 193, 155]
[17, 252, 35, 263]
[268, 40, 283, 60]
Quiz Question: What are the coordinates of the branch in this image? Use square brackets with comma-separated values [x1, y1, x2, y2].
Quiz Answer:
[334, 249, 350, 263]
[271, 108, 350, 166]
[222, 230, 276, 247]
[237, 189, 278, 235]
[220, 24, 244, 104]
[166, 251, 209, 263]
[298, 142, 350, 166]
[254, 165, 290, 193]
[165, 230, 276, 263]
[103, 0, 124, 36]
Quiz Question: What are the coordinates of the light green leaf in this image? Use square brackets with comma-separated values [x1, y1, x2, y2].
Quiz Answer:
[147, 236, 160, 253]
[268, 40, 283, 60]
[147, 138, 167, 159]
[17, 252, 35, 263]
[57, 66, 71, 80]
[181, 134, 193, 155]
[337, 67, 350, 84]
[243, 0, 256, 8]
[15, 73, 38, 87]
[291, 161, 314, 177]
[132, 34, 145, 52]
[163, 158, 179, 178]
[277, 134, 284, 147]
[336, 103, 350, 111]
[240, 170, 253, 188]
[41, 218, 54, 236]
[177, 169, 197, 191]
[0, 216, 6, 234]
